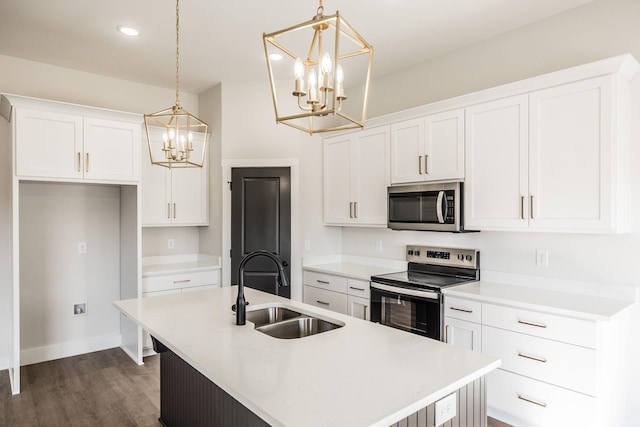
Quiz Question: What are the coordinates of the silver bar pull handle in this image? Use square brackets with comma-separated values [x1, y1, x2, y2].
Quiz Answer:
[518, 352, 547, 363]
[85, 153, 90, 173]
[173, 203, 177, 219]
[518, 319, 547, 329]
[316, 280, 330, 285]
[349, 202, 353, 218]
[424, 154, 429, 174]
[316, 300, 330, 306]
[450, 306, 473, 314]
[445, 324, 450, 343]
[349, 286, 365, 291]
[77, 152, 81, 172]
[167, 203, 171, 219]
[521, 196, 525, 220]
[530, 195, 535, 219]
[418, 155, 423, 174]
[436, 191, 445, 223]
[173, 279, 191, 284]
[518, 394, 547, 408]
[354, 202, 358, 219]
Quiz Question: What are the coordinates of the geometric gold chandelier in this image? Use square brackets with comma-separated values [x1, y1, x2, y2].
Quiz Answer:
[263, 0, 373, 134]
[144, 0, 208, 168]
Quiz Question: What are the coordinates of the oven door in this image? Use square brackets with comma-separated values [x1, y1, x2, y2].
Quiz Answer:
[370, 282, 442, 340]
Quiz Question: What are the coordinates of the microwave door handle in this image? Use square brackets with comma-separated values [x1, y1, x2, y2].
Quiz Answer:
[436, 191, 445, 224]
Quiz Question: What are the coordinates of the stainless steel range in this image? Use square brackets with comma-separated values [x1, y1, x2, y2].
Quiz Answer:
[370, 245, 479, 340]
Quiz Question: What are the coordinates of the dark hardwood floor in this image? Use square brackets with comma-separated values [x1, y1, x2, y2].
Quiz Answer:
[0, 349, 162, 427]
[1, 348, 513, 426]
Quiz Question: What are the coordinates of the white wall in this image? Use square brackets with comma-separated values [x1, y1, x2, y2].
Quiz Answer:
[344, 0, 640, 423]
[0, 55, 202, 368]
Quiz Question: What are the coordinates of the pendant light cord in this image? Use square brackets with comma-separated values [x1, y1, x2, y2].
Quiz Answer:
[175, 0, 181, 108]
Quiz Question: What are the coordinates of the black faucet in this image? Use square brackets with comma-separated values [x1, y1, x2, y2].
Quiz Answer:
[235, 250, 289, 325]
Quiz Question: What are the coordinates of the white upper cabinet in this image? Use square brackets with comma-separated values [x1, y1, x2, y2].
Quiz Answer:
[390, 108, 464, 184]
[141, 130, 208, 226]
[465, 95, 529, 230]
[465, 75, 630, 233]
[324, 126, 390, 226]
[5, 95, 141, 183]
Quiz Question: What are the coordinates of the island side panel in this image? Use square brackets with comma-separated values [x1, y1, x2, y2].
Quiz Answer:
[390, 377, 486, 427]
[159, 349, 269, 427]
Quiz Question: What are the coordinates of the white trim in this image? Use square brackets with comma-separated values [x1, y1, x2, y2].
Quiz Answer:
[20, 334, 122, 366]
[221, 158, 301, 301]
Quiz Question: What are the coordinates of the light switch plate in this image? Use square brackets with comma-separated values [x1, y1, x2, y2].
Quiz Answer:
[435, 393, 456, 425]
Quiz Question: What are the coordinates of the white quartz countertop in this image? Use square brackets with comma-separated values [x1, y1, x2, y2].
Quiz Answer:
[114, 287, 499, 427]
[443, 281, 635, 321]
[302, 262, 403, 281]
[142, 254, 220, 278]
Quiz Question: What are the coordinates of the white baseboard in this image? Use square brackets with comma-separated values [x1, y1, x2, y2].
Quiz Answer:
[20, 334, 122, 366]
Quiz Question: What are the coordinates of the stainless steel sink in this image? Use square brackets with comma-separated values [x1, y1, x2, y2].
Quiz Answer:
[245, 306, 302, 327]
[255, 316, 342, 339]
[245, 305, 343, 339]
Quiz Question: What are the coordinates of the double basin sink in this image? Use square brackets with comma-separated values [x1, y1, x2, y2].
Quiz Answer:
[246, 305, 343, 339]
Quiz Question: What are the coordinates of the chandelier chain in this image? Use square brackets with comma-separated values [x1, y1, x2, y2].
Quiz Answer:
[175, 0, 181, 108]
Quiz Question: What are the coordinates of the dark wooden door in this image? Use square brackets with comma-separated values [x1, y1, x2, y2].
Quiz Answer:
[231, 167, 291, 298]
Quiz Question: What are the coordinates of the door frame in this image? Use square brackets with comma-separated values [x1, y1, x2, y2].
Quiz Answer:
[221, 158, 300, 301]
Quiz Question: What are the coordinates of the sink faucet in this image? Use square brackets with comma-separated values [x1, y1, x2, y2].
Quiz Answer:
[235, 250, 289, 325]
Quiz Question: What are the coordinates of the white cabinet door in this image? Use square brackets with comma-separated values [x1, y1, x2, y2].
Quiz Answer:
[347, 295, 370, 320]
[465, 95, 529, 230]
[390, 118, 424, 184]
[141, 150, 171, 225]
[424, 108, 464, 181]
[352, 127, 390, 225]
[323, 134, 353, 224]
[170, 145, 208, 226]
[529, 76, 614, 232]
[15, 108, 83, 179]
[444, 317, 481, 352]
[83, 118, 140, 182]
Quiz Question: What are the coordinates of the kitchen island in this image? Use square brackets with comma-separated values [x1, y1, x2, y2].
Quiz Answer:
[114, 286, 499, 427]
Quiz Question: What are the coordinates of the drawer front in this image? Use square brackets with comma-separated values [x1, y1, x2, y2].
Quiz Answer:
[303, 285, 348, 315]
[487, 369, 595, 427]
[482, 303, 597, 348]
[303, 271, 348, 294]
[142, 270, 219, 293]
[482, 326, 597, 395]
[444, 296, 481, 323]
[347, 278, 370, 298]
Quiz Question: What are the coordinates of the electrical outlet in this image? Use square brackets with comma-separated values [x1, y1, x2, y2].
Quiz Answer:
[536, 249, 549, 267]
[375, 240, 383, 252]
[73, 302, 87, 316]
[78, 241, 87, 254]
[435, 393, 457, 425]
[168, 238, 175, 249]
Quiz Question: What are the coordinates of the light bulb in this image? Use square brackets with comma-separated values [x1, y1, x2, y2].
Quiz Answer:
[336, 65, 344, 84]
[321, 52, 332, 74]
[308, 68, 317, 89]
[188, 132, 193, 142]
[294, 58, 305, 79]
[162, 132, 168, 142]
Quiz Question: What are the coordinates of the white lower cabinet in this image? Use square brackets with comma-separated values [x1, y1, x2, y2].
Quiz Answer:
[303, 270, 370, 319]
[444, 317, 481, 352]
[142, 269, 220, 352]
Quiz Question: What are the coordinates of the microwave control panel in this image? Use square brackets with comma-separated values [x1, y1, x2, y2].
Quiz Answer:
[406, 245, 479, 269]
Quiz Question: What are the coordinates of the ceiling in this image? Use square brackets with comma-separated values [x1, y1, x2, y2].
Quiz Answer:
[0, 0, 595, 95]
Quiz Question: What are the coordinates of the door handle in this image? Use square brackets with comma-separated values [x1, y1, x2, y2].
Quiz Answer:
[354, 202, 358, 219]
[530, 195, 535, 219]
[85, 153, 90, 173]
[282, 261, 288, 267]
[436, 191, 445, 223]
[349, 202, 353, 218]
[173, 203, 176, 219]
[418, 155, 423, 174]
[424, 154, 429, 174]
[167, 203, 171, 219]
[77, 152, 81, 172]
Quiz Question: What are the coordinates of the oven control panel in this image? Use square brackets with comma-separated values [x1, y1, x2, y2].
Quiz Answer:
[406, 245, 479, 269]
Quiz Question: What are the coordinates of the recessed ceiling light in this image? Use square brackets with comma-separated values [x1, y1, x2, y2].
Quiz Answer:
[269, 53, 283, 61]
[118, 26, 140, 37]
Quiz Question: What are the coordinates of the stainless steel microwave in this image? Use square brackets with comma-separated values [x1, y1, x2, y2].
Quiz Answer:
[387, 182, 463, 232]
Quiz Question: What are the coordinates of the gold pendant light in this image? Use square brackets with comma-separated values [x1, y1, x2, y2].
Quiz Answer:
[144, 0, 208, 168]
[263, 0, 373, 134]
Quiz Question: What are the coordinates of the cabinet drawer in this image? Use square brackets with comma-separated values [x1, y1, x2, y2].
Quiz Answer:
[482, 326, 597, 395]
[444, 297, 481, 323]
[303, 271, 348, 294]
[142, 270, 219, 293]
[482, 303, 597, 348]
[303, 285, 348, 315]
[487, 369, 595, 427]
[347, 278, 370, 298]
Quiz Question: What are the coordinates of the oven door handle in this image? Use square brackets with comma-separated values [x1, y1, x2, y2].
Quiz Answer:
[371, 282, 439, 300]
[436, 190, 445, 224]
